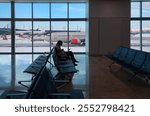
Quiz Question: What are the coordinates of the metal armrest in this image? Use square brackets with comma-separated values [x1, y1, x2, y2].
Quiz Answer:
[18, 80, 33, 88]
[52, 79, 70, 83]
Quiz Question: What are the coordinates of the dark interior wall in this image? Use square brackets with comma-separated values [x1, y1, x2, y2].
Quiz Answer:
[89, 0, 130, 55]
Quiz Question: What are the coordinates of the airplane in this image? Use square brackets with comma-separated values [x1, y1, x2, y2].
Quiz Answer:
[15, 29, 86, 45]
[0, 27, 85, 46]
[46, 30, 85, 45]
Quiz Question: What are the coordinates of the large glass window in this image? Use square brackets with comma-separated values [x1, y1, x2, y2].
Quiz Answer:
[15, 21, 32, 53]
[131, 2, 150, 52]
[69, 3, 86, 18]
[33, 3, 50, 18]
[0, 21, 11, 53]
[15, 3, 32, 18]
[131, 2, 140, 18]
[51, 3, 67, 18]
[0, 1, 87, 88]
[130, 21, 140, 50]
[142, 2, 150, 17]
[0, 3, 11, 18]
[69, 21, 86, 52]
[51, 21, 68, 48]
[142, 21, 150, 52]
[33, 22, 50, 52]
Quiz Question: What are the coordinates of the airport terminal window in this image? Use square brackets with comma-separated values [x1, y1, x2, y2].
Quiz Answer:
[1, 2, 87, 54]
[131, 2, 150, 52]
[130, 21, 140, 50]
[51, 21, 68, 48]
[0, 3, 11, 18]
[33, 3, 50, 18]
[0, 1, 87, 88]
[0, 21, 11, 53]
[69, 3, 86, 18]
[15, 3, 32, 18]
[33, 21, 50, 52]
[142, 21, 150, 52]
[51, 3, 67, 18]
[131, 2, 140, 18]
[69, 21, 86, 52]
[15, 21, 32, 52]
[142, 2, 150, 17]
[14, 2, 86, 54]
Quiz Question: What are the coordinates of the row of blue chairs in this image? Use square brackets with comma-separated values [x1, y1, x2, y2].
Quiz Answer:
[0, 53, 84, 99]
[107, 46, 150, 83]
[0, 54, 49, 99]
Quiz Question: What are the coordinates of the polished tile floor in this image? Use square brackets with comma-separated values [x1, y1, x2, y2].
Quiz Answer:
[63, 54, 150, 99]
[88, 56, 150, 99]
[1, 54, 150, 99]
[0, 54, 88, 98]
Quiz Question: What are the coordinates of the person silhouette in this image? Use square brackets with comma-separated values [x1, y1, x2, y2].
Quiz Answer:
[54, 40, 79, 66]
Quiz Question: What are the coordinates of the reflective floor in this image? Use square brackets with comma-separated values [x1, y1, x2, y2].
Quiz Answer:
[89, 56, 150, 99]
[2, 54, 149, 99]
[0, 54, 88, 98]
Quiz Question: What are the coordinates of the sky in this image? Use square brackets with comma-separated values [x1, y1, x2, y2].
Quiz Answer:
[0, 2, 86, 31]
[0, 3, 86, 18]
[1, 2, 150, 31]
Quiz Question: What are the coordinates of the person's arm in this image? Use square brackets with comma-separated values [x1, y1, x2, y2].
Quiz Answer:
[55, 46, 67, 57]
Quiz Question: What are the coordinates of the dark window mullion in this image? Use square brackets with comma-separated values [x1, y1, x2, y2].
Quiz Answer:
[67, 2, 69, 51]
[140, 1, 142, 51]
[49, 3, 51, 52]
[32, 2, 34, 58]
[11, 0, 16, 88]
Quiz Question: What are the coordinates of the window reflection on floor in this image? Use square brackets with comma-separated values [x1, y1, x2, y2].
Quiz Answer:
[0, 55, 11, 87]
[0, 54, 87, 90]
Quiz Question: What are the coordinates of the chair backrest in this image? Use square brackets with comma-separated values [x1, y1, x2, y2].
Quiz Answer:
[118, 47, 128, 61]
[25, 66, 84, 99]
[124, 48, 137, 64]
[24, 67, 44, 98]
[24, 56, 50, 98]
[27, 67, 57, 99]
[141, 53, 150, 74]
[113, 46, 122, 58]
[24, 55, 48, 75]
[131, 51, 147, 69]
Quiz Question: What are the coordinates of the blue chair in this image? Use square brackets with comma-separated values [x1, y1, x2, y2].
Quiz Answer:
[124, 48, 137, 64]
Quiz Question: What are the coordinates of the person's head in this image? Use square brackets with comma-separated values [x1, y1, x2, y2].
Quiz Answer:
[56, 40, 63, 46]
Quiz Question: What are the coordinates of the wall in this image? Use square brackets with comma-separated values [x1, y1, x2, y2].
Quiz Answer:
[89, 0, 130, 55]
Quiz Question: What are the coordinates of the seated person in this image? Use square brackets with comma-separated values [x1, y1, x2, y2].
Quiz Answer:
[54, 40, 79, 66]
